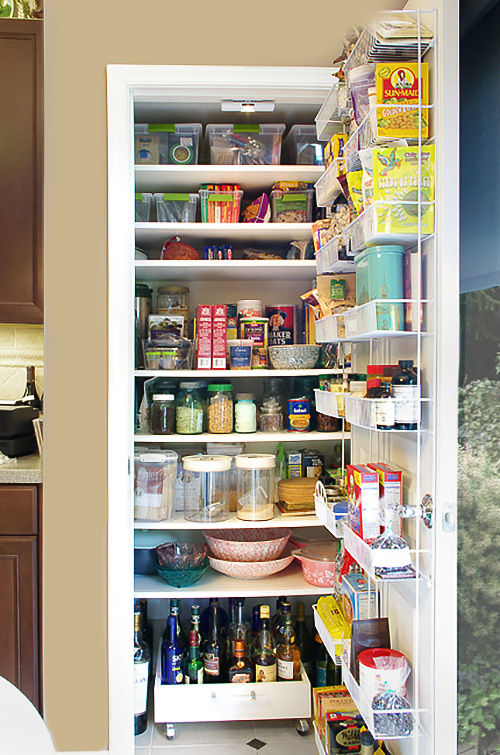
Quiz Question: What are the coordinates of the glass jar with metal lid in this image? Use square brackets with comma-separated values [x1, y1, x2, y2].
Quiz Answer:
[182, 454, 232, 522]
[175, 381, 204, 434]
[151, 394, 175, 435]
[156, 285, 190, 337]
[234, 393, 257, 433]
[235, 454, 276, 521]
[259, 397, 283, 432]
[207, 383, 233, 433]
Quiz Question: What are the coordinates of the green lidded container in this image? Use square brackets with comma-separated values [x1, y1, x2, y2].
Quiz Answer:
[355, 245, 405, 331]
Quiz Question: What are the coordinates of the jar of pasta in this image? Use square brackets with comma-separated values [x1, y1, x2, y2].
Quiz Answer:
[207, 383, 234, 434]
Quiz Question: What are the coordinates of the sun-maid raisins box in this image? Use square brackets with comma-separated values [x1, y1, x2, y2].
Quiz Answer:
[375, 62, 429, 140]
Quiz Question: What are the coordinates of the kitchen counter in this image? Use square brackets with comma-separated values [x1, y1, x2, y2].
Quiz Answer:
[0, 452, 42, 484]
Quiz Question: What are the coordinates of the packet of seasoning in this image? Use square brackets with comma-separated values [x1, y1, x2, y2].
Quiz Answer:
[350, 617, 390, 680]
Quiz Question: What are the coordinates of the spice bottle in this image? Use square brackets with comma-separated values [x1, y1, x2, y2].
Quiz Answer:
[207, 384, 233, 434]
[234, 393, 257, 433]
[392, 360, 419, 430]
[151, 394, 175, 435]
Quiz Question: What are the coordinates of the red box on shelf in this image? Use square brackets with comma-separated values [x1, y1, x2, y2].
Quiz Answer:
[346, 464, 380, 542]
[196, 304, 212, 369]
[212, 304, 227, 370]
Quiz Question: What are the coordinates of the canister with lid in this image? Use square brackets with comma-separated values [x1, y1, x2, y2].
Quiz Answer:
[182, 454, 232, 522]
[207, 383, 234, 433]
[259, 397, 283, 432]
[156, 285, 190, 336]
[151, 393, 175, 434]
[175, 382, 204, 434]
[234, 393, 257, 433]
[235, 453, 276, 521]
[237, 299, 263, 319]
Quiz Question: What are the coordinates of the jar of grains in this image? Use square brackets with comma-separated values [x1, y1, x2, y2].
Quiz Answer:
[175, 381, 204, 434]
[234, 393, 257, 433]
[151, 394, 176, 435]
[207, 383, 234, 433]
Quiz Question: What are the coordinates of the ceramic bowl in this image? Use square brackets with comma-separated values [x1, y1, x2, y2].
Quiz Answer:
[268, 345, 320, 370]
[203, 528, 291, 562]
[207, 550, 294, 580]
[292, 543, 337, 587]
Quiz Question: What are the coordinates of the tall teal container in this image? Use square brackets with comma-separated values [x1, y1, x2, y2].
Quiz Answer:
[355, 245, 405, 331]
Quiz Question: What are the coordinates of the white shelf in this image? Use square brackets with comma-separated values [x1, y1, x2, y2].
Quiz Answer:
[134, 510, 324, 530]
[135, 164, 324, 194]
[135, 259, 317, 282]
[314, 389, 343, 420]
[343, 525, 418, 582]
[134, 561, 332, 598]
[344, 396, 425, 434]
[315, 301, 428, 344]
[135, 368, 345, 378]
[135, 221, 314, 245]
[135, 430, 348, 444]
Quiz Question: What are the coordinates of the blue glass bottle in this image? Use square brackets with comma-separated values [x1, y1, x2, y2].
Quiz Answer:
[161, 614, 184, 684]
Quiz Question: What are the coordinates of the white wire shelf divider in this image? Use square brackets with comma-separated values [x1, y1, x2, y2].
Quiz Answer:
[314, 388, 344, 420]
[343, 200, 435, 254]
[314, 157, 346, 206]
[315, 235, 355, 276]
[314, 482, 347, 539]
[343, 395, 431, 434]
[314, 80, 351, 141]
[315, 300, 431, 343]
[342, 524, 420, 582]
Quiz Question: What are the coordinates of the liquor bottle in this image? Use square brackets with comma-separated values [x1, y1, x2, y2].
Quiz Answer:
[138, 599, 154, 658]
[203, 601, 226, 683]
[314, 633, 338, 687]
[185, 632, 204, 685]
[161, 614, 184, 685]
[228, 597, 237, 625]
[294, 602, 312, 677]
[133, 609, 150, 736]
[275, 600, 292, 646]
[22, 365, 42, 410]
[162, 598, 187, 649]
[271, 595, 287, 637]
[392, 359, 419, 430]
[276, 613, 301, 681]
[253, 605, 277, 682]
[201, 598, 228, 641]
[251, 604, 262, 650]
[360, 730, 375, 755]
[227, 598, 250, 658]
[228, 639, 252, 683]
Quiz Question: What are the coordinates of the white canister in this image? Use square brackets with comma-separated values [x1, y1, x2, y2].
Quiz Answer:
[358, 648, 408, 702]
[237, 299, 263, 319]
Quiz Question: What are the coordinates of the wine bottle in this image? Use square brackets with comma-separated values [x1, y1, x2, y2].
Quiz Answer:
[203, 601, 226, 683]
[228, 639, 252, 683]
[161, 614, 184, 685]
[253, 605, 277, 682]
[184, 604, 203, 684]
[271, 595, 287, 637]
[276, 613, 301, 681]
[294, 602, 312, 677]
[22, 365, 42, 410]
[227, 598, 250, 658]
[133, 609, 150, 736]
[138, 600, 153, 659]
[201, 598, 228, 641]
[275, 600, 292, 646]
[251, 604, 262, 651]
[314, 633, 338, 687]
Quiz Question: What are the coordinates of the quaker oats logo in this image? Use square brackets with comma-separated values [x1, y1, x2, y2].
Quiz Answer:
[390, 67, 416, 89]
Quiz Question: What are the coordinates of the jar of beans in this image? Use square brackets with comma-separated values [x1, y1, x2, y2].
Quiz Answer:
[207, 383, 233, 434]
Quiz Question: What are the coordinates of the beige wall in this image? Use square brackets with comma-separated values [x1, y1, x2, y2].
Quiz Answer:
[43, 0, 403, 750]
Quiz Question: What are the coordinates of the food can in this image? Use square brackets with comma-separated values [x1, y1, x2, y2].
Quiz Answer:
[287, 397, 312, 432]
[237, 299, 263, 319]
[266, 305, 295, 346]
[359, 648, 408, 702]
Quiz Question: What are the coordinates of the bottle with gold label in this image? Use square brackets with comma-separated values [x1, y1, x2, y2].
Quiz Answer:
[276, 613, 301, 681]
[228, 639, 252, 683]
[253, 605, 277, 682]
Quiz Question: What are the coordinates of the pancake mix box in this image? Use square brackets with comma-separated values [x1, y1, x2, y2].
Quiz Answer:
[346, 464, 380, 541]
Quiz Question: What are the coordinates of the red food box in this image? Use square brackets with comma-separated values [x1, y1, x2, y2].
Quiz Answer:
[212, 304, 227, 370]
[346, 464, 380, 542]
[367, 462, 403, 535]
[196, 304, 212, 370]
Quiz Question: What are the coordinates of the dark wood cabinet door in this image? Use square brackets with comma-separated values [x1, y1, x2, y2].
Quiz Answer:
[0, 20, 43, 323]
[0, 536, 39, 709]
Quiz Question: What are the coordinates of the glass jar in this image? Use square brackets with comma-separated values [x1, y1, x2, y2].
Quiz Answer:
[259, 397, 283, 432]
[175, 381, 204, 434]
[151, 393, 176, 434]
[182, 454, 232, 522]
[207, 384, 233, 434]
[156, 285, 190, 337]
[235, 454, 276, 521]
[234, 393, 257, 433]
[316, 412, 341, 432]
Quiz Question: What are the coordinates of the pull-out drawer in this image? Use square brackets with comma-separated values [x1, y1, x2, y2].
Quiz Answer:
[154, 652, 311, 723]
[0, 485, 37, 535]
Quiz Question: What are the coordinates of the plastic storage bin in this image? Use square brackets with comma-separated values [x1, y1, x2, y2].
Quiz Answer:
[182, 454, 232, 522]
[270, 189, 314, 223]
[134, 450, 178, 521]
[235, 454, 276, 521]
[355, 245, 405, 331]
[206, 124, 285, 165]
[134, 123, 202, 165]
[154, 193, 199, 223]
[199, 188, 243, 223]
[285, 125, 324, 166]
[135, 193, 153, 222]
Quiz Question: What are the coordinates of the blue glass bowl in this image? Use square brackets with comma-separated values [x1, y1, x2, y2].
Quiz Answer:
[155, 557, 209, 588]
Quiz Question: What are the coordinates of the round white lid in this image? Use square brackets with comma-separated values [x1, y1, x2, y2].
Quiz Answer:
[234, 453, 276, 470]
[182, 454, 233, 472]
[152, 394, 175, 401]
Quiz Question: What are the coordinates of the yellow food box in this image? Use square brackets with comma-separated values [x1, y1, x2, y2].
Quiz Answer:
[375, 62, 429, 139]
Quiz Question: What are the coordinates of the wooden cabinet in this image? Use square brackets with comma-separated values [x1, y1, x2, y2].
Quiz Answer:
[0, 20, 43, 324]
[0, 485, 40, 710]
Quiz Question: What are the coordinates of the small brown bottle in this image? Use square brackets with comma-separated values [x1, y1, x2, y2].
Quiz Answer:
[228, 639, 252, 683]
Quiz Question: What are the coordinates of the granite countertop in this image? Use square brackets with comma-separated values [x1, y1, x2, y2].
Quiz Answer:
[0, 452, 42, 484]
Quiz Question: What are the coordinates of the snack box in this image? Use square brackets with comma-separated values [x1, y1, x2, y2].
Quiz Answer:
[342, 572, 377, 623]
[134, 123, 202, 165]
[312, 685, 356, 746]
[285, 450, 302, 478]
[374, 62, 429, 140]
[326, 712, 364, 754]
[346, 464, 380, 541]
[284, 124, 324, 166]
[207, 123, 285, 165]
[302, 449, 325, 478]
[367, 462, 403, 536]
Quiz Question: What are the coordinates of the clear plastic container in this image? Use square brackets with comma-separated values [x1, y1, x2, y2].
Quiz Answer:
[206, 123, 285, 165]
[134, 450, 178, 521]
[284, 125, 324, 166]
[182, 454, 232, 522]
[175, 382, 204, 434]
[199, 188, 243, 223]
[135, 192, 153, 221]
[134, 123, 202, 165]
[270, 189, 314, 223]
[142, 336, 193, 370]
[154, 193, 199, 223]
[156, 285, 190, 336]
[235, 453, 276, 521]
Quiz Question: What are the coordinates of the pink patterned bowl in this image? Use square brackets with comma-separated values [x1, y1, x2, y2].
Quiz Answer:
[203, 528, 291, 562]
[207, 550, 294, 580]
[292, 543, 337, 588]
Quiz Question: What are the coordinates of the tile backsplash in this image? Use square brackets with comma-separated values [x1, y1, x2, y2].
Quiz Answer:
[0, 324, 44, 400]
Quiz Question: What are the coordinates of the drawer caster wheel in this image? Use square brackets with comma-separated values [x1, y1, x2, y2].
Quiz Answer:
[296, 719, 310, 736]
[164, 723, 176, 740]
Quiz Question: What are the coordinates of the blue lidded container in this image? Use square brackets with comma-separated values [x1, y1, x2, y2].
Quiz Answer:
[355, 245, 405, 331]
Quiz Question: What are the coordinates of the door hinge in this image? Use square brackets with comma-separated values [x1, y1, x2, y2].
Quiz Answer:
[442, 502, 456, 533]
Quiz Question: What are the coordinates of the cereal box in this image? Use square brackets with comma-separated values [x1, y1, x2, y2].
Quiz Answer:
[375, 62, 429, 139]
[196, 304, 212, 369]
[346, 464, 380, 541]
[367, 462, 403, 536]
[212, 304, 227, 370]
